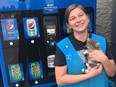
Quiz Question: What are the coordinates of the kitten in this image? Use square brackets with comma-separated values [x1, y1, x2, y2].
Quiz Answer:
[82, 38, 100, 74]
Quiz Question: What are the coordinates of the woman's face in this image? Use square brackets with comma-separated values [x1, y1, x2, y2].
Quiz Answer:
[67, 7, 90, 33]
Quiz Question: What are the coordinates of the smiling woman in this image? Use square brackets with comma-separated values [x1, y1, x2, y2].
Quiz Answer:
[54, 4, 116, 87]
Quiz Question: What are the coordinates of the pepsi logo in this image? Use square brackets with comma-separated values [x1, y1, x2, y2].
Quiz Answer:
[28, 22, 35, 29]
[6, 23, 14, 30]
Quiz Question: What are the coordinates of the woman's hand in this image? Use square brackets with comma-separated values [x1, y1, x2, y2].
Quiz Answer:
[88, 49, 106, 63]
[88, 64, 102, 78]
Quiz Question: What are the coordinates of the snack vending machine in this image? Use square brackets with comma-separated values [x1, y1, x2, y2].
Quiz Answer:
[0, 0, 96, 87]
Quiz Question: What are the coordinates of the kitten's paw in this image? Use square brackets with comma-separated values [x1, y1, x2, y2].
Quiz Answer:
[82, 69, 85, 73]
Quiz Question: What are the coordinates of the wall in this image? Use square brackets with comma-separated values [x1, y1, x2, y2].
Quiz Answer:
[96, 0, 112, 44]
[97, 0, 116, 84]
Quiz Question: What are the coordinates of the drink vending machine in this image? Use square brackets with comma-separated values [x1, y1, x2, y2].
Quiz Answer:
[0, 0, 96, 87]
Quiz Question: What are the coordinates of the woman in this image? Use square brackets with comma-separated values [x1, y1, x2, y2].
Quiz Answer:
[54, 4, 116, 87]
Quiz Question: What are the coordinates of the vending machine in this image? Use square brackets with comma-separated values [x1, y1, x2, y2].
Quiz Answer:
[0, 0, 96, 87]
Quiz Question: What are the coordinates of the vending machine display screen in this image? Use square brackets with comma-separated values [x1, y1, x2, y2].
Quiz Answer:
[45, 19, 56, 22]
[46, 25, 56, 37]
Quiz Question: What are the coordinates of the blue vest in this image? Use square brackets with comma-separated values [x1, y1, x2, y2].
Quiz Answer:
[57, 34, 115, 87]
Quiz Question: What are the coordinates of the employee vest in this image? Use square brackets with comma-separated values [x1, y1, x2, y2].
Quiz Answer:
[57, 34, 115, 87]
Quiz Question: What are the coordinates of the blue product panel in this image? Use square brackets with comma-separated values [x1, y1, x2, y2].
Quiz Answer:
[1, 18, 19, 41]
[23, 17, 40, 39]
[28, 61, 43, 80]
[8, 64, 24, 83]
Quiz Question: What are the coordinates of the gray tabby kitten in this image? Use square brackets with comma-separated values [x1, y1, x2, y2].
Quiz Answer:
[82, 38, 100, 74]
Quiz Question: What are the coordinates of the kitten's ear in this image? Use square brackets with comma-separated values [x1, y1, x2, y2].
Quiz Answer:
[87, 38, 90, 41]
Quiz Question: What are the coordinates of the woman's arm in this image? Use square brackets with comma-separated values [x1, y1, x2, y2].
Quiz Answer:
[102, 57, 116, 77]
[88, 50, 116, 77]
[55, 64, 102, 85]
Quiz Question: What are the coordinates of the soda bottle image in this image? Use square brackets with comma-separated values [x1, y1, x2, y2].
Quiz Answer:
[26, 18, 37, 36]
[31, 62, 40, 79]
[11, 64, 22, 81]
[6, 21, 15, 38]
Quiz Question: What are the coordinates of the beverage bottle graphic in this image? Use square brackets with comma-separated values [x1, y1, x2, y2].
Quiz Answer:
[31, 62, 40, 79]
[26, 19, 37, 36]
[11, 65, 22, 81]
